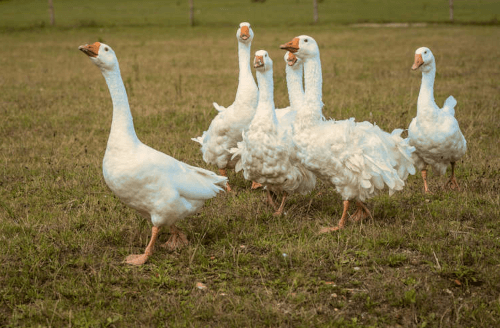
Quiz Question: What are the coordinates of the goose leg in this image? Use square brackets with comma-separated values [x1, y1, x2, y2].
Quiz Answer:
[219, 168, 232, 192]
[273, 192, 288, 216]
[125, 226, 160, 265]
[445, 162, 461, 191]
[164, 225, 189, 250]
[350, 201, 372, 222]
[421, 168, 431, 193]
[319, 200, 350, 233]
[266, 190, 279, 211]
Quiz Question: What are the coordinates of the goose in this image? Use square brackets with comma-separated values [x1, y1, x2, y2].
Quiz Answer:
[79, 42, 227, 265]
[273, 52, 304, 128]
[231, 50, 316, 215]
[280, 36, 415, 232]
[247, 52, 303, 191]
[192, 22, 259, 191]
[408, 47, 467, 193]
[277, 51, 324, 123]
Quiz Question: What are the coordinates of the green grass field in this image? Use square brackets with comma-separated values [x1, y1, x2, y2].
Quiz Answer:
[1, 1, 500, 327]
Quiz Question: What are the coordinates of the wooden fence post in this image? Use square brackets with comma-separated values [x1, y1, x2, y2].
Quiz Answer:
[313, 0, 319, 24]
[449, 0, 454, 22]
[48, 0, 55, 26]
[189, 0, 194, 26]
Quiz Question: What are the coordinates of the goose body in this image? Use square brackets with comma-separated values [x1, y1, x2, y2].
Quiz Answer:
[281, 36, 415, 231]
[408, 47, 467, 192]
[79, 42, 226, 265]
[192, 22, 258, 190]
[231, 50, 316, 215]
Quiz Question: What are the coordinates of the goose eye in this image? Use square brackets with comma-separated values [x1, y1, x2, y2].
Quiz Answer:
[304, 39, 308, 42]
[265, 54, 267, 57]
[424, 51, 427, 54]
[105, 47, 109, 51]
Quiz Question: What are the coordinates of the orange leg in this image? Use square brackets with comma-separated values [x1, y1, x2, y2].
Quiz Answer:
[125, 226, 160, 265]
[319, 200, 350, 234]
[445, 162, 460, 191]
[421, 168, 431, 193]
[266, 190, 279, 211]
[219, 168, 232, 192]
[163, 225, 189, 250]
[350, 201, 372, 222]
[273, 192, 288, 216]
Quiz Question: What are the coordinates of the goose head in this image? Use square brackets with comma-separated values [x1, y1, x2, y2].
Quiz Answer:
[237, 22, 254, 43]
[280, 35, 319, 59]
[79, 42, 118, 71]
[412, 47, 435, 73]
[254, 50, 273, 72]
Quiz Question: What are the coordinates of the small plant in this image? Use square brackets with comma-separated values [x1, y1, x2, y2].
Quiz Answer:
[403, 289, 417, 306]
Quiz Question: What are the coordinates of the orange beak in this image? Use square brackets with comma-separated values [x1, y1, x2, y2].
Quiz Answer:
[280, 38, 300, 53]
[412, 53, 424, 70]
[254, 55, 264, 68]
[240, 26, 250, 40]
[79, 42, 100, 57]
[286, 52, 298, 66]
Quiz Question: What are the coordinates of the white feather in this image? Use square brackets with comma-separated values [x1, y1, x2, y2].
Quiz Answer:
[192, 22, 259, 171]
[231, 50, 316, 197]
[289, 35, 415, 204]
[82, 42, 227, 234]
[408, 47, 466, 176]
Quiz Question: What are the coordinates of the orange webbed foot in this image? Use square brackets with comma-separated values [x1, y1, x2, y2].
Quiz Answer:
[251, 181, 263, 189]
[163, 226, 189, 251]
[125, 226, 160, 265]
[273, 209, 284, 217]
[445, 176, 460, 191]
[125, 254, 150, 266]
[219, 168, 232, 192]
[319, 226, 342, 234]
[350, 201, 372, 222]
[319, 200, 350, 233]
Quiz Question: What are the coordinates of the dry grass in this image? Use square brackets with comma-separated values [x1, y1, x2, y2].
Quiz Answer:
[1, 23, 500, 327]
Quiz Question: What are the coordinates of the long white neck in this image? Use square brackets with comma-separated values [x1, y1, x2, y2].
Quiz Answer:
[285, 63, 305, 109]
[101, 66, 140, 148]
[417, 63, 438, 115]
[235, 41, 258, 105]
[251, 67, 276, 129]
[297, 55, 323, 127]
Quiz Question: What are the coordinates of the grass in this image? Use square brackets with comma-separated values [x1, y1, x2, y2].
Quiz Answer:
[1, 1, 500, 327]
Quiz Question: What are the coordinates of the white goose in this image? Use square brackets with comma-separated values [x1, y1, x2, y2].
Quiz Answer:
[248, 51, 304, 191]
[277, 51, 324, 124]
[231, 50, 316, 215]
[274, 52, 303, 128]
[79, 42, 227, 265]
[281, 36, 415, 232]
[409, 47, 467, 193]
[192, 22, 259, 191]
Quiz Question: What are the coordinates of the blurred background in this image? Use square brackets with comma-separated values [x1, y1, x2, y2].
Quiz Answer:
[1, 0, 499, 30]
